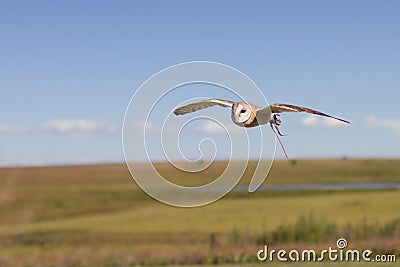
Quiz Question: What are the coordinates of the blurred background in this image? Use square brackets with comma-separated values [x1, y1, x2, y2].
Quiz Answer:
[0, 1, 399, 266]
[1, 0, 400, 166]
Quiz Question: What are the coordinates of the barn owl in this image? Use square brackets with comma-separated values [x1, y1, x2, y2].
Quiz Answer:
[173, 99, 350, 159]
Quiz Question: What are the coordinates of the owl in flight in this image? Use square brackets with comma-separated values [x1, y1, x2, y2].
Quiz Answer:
[174, 99, 350, 159]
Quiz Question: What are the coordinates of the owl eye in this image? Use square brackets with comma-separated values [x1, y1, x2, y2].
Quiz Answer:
[240, 109, 246, 113]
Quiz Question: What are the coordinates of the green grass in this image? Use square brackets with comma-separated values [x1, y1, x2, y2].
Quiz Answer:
[177, 263, 399, 267]
[0, 159, 400, 266]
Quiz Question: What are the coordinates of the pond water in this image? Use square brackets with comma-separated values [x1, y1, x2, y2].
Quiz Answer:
[233, 182, 400, 192]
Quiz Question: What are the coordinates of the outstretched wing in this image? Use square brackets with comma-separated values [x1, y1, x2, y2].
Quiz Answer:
[173, 98, 234, 115]
[269, 103, 350, 124]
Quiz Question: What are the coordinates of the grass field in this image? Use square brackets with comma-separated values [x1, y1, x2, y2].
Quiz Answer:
[0, 159, 399, 266]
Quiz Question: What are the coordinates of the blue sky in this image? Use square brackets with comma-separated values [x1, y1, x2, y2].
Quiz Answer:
[1, 1, 400, 166]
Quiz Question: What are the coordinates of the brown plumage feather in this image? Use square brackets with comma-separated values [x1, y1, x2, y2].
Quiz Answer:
[270, 103, 350, 124]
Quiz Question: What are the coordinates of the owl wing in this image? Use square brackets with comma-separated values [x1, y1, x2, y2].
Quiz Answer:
[173, 98, 234, 115]
[269, 103, 350, 123]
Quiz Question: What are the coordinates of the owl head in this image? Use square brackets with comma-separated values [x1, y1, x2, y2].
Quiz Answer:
[231, 102, 257, 126]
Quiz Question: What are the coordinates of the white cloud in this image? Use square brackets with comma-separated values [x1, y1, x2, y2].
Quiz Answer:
[302, 115, 347, 128]
[196, 120, 242, 134]
[131, 121, 178, 135]
[33, 119, 117, 135]
[132, 121, 159, 134]
[163, 125, 179, 135]
[364, 115, 400, 135]
[0, 124, 16, 134]
[130, 120, 243, 136]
